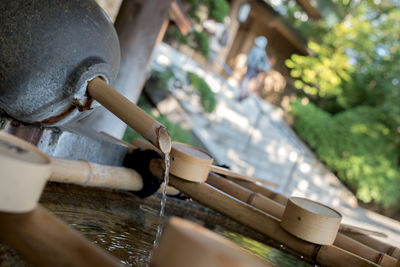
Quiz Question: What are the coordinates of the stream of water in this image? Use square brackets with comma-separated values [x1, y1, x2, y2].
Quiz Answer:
[148, 153, 170, 261]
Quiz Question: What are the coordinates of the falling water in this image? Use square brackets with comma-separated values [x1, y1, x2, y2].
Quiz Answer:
[148, 153, 170, 261]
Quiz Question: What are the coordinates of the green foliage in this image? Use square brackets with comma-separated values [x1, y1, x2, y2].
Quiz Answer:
[208, 0, 230, 22]
[168, 0, 229, 59]
[287, 1, 400, 207]
[148, 67, 176, 90]
[164, 26, 189, 45]
[123, 98, 193, 145]
[291, 101, 400, 207]
[287, 1, 400, 114]
[193, 30, 210, 58]
[188, 72, 217, 113]
[183, 0, 230, 22]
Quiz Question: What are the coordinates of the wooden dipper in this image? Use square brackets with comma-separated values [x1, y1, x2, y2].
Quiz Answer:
[151, 217, 273, 267]
[0, 132, 122, 266]
[136, 139, 277, 187]
[280, 197, 342, 245]
[0, 131, 51, 213]
[169, 142, 214, 183]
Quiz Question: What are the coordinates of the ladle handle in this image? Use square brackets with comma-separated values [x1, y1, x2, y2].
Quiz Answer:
[50, 157, 143, 192]
[0, 206, 121, 267]
[87, 77, 171, 154]
[210, 165, 279, 188]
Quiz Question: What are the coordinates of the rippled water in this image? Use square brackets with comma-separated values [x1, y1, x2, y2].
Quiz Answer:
[50, 205, 309, 266]
[0, 184, 310, 267]
[54, 208, 157, 267]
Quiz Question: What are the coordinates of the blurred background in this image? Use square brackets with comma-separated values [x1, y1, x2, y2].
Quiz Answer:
[95, 0, 399, 243]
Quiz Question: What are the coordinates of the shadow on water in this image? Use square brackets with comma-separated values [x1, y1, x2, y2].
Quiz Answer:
[0, 183, 310, 267]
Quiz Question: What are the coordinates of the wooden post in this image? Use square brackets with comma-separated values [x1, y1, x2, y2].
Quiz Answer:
[0, 206, 121, 267]
[218, 0, 248, 65]
[113, 0, 173, 103]
[81, 0, 173, 139]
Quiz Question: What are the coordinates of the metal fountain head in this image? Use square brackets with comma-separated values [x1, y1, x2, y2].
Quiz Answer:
[0, 0, 120, 125]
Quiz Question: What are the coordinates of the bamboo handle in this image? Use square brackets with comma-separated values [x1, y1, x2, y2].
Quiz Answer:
[87, 77, 171, 154]
[0, 206, 121, 267]
[210, 165, 279, 188]
[50, 157, 143, 192]
[345, 233, 400, 259]
[233, 179, 288, 205]
[340, 224, 387, 238]
[207, 174, 284, 219]
[132, 138, 161, 154]
[232, 178, 388, 239]
[101, 131, 137, 153]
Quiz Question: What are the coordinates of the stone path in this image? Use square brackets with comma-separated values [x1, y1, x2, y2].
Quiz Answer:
[151, 43, 400, 247]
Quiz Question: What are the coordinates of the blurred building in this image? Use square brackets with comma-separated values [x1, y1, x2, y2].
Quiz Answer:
[218, 0, 340, 107]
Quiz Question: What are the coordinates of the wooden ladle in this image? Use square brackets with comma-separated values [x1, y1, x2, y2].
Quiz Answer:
[0, 131, 121, 266]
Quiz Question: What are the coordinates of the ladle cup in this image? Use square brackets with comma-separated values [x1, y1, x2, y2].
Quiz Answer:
[0, 131, 51, 213]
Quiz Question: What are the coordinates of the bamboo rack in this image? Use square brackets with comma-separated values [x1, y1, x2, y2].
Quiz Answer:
[214, 175, 398, 256]
[206, 174, 397, 266]
[167, 173, 379, 267]
[120, 136, 399, 262]
[345, 233, 400, 259]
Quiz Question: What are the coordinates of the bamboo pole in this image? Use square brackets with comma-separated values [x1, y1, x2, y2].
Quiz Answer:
[50, 157, 144, 192]
[121, 137, 396, 260]
[131, 138, 161, 153]
[345, 233, 400, 259]
[87, 77, 171, 154]
[206, 174, 397, 266]
[167, 174, 378, 267]
[101, 131, 137, 153]
[340, 224, 388, 238]
[0, 206, 121, 267]
[210, 165, 279, 188]
[207, 174, 284, 219]
[96, 135, 399, 262]
[232, 177, 397, 253]
[233, 179, 288, 205]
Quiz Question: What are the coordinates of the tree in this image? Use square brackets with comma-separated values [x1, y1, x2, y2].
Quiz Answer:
[286, 0, 400, 207]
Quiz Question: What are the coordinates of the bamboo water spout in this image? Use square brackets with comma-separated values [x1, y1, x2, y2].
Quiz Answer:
[87, 78, 171, 154]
